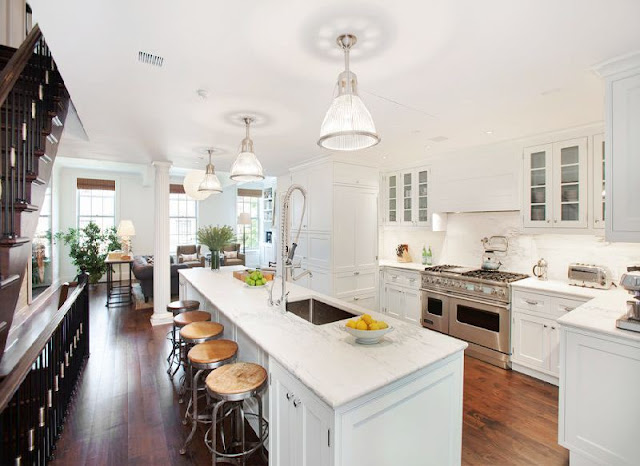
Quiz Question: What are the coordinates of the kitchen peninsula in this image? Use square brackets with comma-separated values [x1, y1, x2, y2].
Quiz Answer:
[179, 266, 467, 466]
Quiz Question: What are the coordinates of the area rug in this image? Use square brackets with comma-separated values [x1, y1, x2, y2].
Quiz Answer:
[132, 284, 178, 310]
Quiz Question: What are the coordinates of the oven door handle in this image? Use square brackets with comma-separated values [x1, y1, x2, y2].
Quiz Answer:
[446, 293, 510, 310]
[421, 289, 452, 298]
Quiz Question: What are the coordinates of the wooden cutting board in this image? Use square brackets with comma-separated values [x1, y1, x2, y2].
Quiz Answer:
[233, 269, 275, 282]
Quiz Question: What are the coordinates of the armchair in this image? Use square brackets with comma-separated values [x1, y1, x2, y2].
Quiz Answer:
[222, 243, 245, 266]
[176, 245, 205, 268]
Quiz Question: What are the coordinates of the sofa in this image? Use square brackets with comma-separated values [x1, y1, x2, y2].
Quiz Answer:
[176, 245, 205, 268]
[222, 243, 245, 266]
[132, 255, 188, 302]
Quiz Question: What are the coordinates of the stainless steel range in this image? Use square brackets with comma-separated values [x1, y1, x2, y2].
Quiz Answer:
[421, 265, 528, 368]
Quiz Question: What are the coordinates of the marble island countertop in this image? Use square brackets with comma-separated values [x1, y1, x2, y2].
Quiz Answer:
[510, 277, 620, 300]
[179, 267, 467, 408]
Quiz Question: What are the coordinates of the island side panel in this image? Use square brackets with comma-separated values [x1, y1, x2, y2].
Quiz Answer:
[335, 352, 464, 466]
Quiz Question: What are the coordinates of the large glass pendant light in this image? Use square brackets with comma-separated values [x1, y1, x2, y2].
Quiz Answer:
[230, 117, 264, 182]
[198, 149, 223, 193]
[318, 34, 380, 151]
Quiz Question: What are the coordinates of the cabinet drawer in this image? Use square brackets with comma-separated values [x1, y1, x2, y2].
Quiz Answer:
[335, 269, 376, 295]
[337, 291, 376, 310]
[383, 268, 421, 289]
[552, 296, 587, 317]
[512, 291, 551, 314]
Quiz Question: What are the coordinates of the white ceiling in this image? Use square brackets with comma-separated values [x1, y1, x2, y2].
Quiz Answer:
[30, 0, 640, 176]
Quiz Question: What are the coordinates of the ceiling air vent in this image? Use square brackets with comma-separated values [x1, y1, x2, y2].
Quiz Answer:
[428, 136, 449, 143]
[138, 51, 164, 67]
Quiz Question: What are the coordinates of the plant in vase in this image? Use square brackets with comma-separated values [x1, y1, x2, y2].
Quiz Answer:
[55, 222, 122, 284]
[197, 225, 236, 270]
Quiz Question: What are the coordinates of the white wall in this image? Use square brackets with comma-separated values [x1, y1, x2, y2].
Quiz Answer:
[381, 211, 640, 282]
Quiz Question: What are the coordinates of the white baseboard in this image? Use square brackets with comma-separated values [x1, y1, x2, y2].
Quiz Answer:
[512, 362, 559, 386]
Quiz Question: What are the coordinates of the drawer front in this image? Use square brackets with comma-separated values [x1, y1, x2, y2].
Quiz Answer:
[512, 290, 551, 314]
[383, 268, 421, 289]
[337, 291, 377, 311]
[335, 269, 376, 295]
[552, 296, 587, 318]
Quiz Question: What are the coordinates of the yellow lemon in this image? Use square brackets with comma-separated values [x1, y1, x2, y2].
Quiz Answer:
[356, 320, 368, 331]
[345, 320, 356, 329]
[368, 322, 380, 331]
[378, 321, 388, 329]
[361, 314, 373, 325]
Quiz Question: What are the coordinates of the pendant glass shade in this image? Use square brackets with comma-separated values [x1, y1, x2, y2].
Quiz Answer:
[183, 169, 212, 200]
[318, 34, 380, 151]
[230, 117, 265, 181]
[198, 150, 223, 194]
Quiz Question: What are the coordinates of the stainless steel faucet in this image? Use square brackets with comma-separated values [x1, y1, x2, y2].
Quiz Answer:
[269, 184, 312, 311]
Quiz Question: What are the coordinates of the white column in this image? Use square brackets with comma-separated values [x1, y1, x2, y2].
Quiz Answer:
[0, 0, 27, 48]
[150, 161, 174, 326]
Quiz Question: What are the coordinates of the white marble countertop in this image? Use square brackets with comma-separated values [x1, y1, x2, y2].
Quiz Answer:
[558, 289, 640, 344]
[378, 259, 427, 272]
[511, 277, 619, 300]
[179, 267, 467, 408]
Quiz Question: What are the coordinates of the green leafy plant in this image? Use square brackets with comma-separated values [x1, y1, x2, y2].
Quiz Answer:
[55, 222, 121, 284]
[197, 225, 235, 252]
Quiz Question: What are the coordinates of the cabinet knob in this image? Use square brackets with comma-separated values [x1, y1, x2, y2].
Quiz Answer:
[554, 219, 558, 223]
[353, 297, 360, 301]
[543, 324, 548, 328]
[551, 326, 556, 330]
[546, 220, 550, 223]
[293, 399, 301, 408]
[286, 392, 293, 401]
[353, 271, 360, 276]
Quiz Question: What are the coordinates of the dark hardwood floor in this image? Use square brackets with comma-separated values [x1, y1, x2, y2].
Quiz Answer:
[51, 284, 568, 465]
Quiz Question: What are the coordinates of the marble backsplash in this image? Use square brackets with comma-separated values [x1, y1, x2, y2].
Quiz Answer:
[380, 211, 640, 282]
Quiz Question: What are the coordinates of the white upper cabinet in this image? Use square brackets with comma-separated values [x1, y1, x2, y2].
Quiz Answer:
[383, 167, 430, 227]
[523, 137, 588, 230]
[592, 133, 606, 229]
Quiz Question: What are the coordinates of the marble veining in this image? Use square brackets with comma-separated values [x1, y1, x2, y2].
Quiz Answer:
[179, 267, 467, 408]
[511, 277, 620, 300]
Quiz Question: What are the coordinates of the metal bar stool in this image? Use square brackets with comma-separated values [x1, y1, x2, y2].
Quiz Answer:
[205, 362, 269, 465]
[173, 311, 212, 396]
[166, 300, 200, 379]
[180, 339, 238, 455]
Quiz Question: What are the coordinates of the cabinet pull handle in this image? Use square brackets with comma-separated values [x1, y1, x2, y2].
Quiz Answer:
[293, 399, 301, 408]
[391, 275, 398, 279]
[551, 326, 556, 330]
[543, 324, 548, 328]
[286, 392, 293, 401]
[563, 306, 574, 312]
[525, 299, 539, 305]
[353, 297, 360, 301]
[409, 278, 416, 282]
[353, 271, 360, 275]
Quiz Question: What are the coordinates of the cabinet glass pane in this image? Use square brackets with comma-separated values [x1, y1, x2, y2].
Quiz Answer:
[531, 205, 546, 221]
[561, 165, 579, 183]
[389, 211, 396, 222]
[601, 141, 606, 221]
[419, 184, 428, 196]
[404, 173, 411, 184]
[419, 209, 428, 221]
[531, 151, 546, 169]
[389, 175, 396, 187]
[530, 187, 545, 204]
[561, 184, 579, 202]
[418, 171, 428, 183]
[560, 146, 579, 165]
[561, 203, 579, 221]
[389, 199, 396, 210]
[404, 210, 411, 221]
[419, 197, 428, 209]
[389, 187, 396, 199]
[531, 169, 546, 186]
[404, 198, 411, 209]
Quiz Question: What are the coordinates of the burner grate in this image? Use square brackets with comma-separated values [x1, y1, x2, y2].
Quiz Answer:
[425, 265, 462, 272]
[461, 269, 528, 283]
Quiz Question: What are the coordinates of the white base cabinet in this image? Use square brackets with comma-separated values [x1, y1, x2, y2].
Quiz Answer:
[380, 267, 423, 325]
[511, 288, 587, 385]
[559, 328, 640, 465]
[270, 354, 464, 466]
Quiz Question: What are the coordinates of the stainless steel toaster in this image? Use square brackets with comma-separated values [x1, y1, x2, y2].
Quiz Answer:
[568, 263, 612, 289]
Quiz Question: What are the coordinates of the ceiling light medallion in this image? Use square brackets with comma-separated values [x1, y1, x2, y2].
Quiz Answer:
[318, 34, 380, 151]
[230, 117, 264, 182]
[198, 149, 223, 193]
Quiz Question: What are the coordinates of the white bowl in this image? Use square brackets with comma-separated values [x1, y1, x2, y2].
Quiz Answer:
[342, 324, 394, 345]
[244, 282, 268, 289]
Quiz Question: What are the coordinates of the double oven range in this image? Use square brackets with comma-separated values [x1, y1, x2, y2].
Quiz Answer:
[421, 265, 527, 369]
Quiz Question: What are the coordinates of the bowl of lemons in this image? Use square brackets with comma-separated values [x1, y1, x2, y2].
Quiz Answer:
[343, 314, 393, 345]
[244, 270, 269, 288]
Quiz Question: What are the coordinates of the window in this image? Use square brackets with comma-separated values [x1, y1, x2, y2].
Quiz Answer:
[170, 185, 198, 252]
[237, 189, 260, 250]
[77, 178, 115, 230]
[32, 185, 53, 299]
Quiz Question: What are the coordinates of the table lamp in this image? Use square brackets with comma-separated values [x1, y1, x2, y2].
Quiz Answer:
[117, 220, 136, 259]
[238, 212, 251, 254]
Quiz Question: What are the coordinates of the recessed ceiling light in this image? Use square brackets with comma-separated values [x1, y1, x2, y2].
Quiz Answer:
[425, 145, 432, 150]
[196, 89, 209, 100]
[428, 136, 448, 143]
[382, 156, 387, 159]
[485, 130, 493, 135]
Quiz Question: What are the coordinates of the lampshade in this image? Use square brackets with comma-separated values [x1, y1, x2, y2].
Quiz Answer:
[318, 34, 380, 151]
[198, 150, 223, 194]
[183, 170, 212, 201]
[117, 220, 136, 237]
[238, 212, 252, 225]
[230, 117, 264, 182]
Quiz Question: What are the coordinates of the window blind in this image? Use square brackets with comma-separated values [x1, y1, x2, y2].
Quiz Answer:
[237, 188, 262, 198]
[170, 184, 186, 194]
[76, 178, 115, 191]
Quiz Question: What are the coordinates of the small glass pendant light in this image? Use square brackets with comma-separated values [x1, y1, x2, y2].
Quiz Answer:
[230, 117, 264, 182]
[198, 149, 223, 193]
[318, 34, 380, 151]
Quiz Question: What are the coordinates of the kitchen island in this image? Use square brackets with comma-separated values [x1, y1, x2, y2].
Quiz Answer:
[179, 266, 467, 466]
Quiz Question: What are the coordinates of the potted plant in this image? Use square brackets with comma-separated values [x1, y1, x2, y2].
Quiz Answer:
[197, 225, 235, 270]
[55, 222, 121, 284]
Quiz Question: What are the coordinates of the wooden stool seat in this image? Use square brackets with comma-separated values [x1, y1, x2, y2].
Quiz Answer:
[174, 310, 210, 327]
[168, 300, 200, 315]
[188, 340, 238, 365]
[205, 362, 267, 396]
[180, 321, 223, 341]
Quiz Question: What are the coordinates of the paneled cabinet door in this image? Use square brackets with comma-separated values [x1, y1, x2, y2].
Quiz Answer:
[354, 189, 378, 269]
[400, 171, 414, 225]
[592, 133, 606, 229]
[385, 284, 404, 320]
[523, 144, 553, 228]
[552, 138, 588, 228]
[512, 312, 549, 370]
[403, 288, 421, 324]
[270, 375, 296, 466]
[548, 324, 560, 376]
[415, 168, 430, 226]
[307, 163, 332, 232]
[384, 173, 399, 224]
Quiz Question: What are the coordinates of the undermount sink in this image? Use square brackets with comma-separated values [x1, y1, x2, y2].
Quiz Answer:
[286, 298, 357, 325]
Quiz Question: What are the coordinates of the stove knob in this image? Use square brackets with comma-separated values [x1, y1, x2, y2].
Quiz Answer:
[498, 289, 506, 297]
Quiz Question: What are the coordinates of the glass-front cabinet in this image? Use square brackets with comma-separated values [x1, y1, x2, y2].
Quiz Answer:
[592, 133, 605, 229]
[383, 168, 430, 226]
[523, 138, 588, 229]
